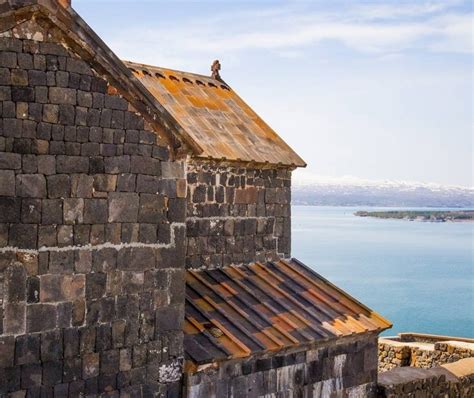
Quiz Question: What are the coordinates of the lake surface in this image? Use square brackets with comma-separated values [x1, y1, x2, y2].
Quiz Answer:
[292, 206, 474, 338]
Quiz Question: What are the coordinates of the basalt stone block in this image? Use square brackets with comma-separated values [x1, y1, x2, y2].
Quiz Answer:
[9, 224, 37, 249]
[42, 199, 63, 225]
[92, 248, 117, 273]
[40, 274, 85, 302]
[0, 366, 21, 394]
[0, 152, 21, 169]
[152, 145, 169, 161]
[57, 301, 73, 328]
[75, 106, 88, 126]
[4, 302, 26, 335]
[54, 383, 69, 397]
[63, 198, 84, 224]
[63, 327, 80, 359]
[104, 155, 130, 174]
[136, 174, 160, 193]
[161, 162, 184, 179]
[86, 109, 102, 126]
[16, 174, 47, 198]
[11, 69, 28, 86]
[0, 197, 21, 222]
[12, 86, 34, 102]
[48, 251, 75, 273]
[121, 271, 145, 294]
[117, 247, 154, 271]
[138, 193, 165, 223]
[47, 174, 71, 199]
[71, 174, 94, 198]
[0, 336, 15, 368]
[42, 361, 63, 386]
[5, 262, 27, 302]
[130, 155, 161, 176]
[69, 380, 86, 396]
[79, 326, 96, 355]
[15, 334, 40, 365]
[26, 304, 57, 333]
[168, 198, 186, 223]
[42, 104, 58, 124]
[96, 324, 112, 352]
[49, 87, 76, 105]
[0, 170, 15, 196]
[116, 173, 136, 192]
[139, 224, 157, 243]
[3, 118, 21, 139]
[83, 199, 107, 224]
[138, 130, 155, 145]
[71, 298, 85, 327]
[105, 223, 121, 244]
[112, 320, 126, 349]
[83, 352, 100, 379]
[63, 357, 82, 383]
[93, 174, 117, 192]
[100, 349, 119, 375]
[108, 192, 139, 223]
[21, 363, 42, 388]
[120, 223, 138, 244]
[86, 272, 107, 299]
[90, 224, 105, 245]
[40, 330, 63, 362]
[155, 304, 183, 332]
[56, 155, 89, 174]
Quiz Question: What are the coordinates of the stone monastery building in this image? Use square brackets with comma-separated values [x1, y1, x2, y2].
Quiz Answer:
[0, 1, 391, 396]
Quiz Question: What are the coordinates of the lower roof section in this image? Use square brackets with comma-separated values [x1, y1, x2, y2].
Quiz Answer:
[184, 258, 391, 367]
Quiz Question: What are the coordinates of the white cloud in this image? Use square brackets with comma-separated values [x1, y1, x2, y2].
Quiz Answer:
[106, 0, 472, 69]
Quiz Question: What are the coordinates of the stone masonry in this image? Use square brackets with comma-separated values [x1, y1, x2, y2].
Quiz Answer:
[0, 32, 186, 396]
[379, 334, 474, 372]
[185, 334, 379, 398]
[185, 161, 291, 269]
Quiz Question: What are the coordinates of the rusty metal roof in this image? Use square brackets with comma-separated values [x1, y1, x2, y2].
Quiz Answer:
[184, 258, 391, 366]
[123, 61, 306, 167]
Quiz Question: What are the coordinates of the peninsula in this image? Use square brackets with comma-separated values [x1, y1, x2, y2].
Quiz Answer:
[355, 210, 474, 222]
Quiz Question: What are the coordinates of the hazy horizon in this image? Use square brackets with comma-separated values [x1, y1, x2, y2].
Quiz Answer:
[74, 0, 473, 187]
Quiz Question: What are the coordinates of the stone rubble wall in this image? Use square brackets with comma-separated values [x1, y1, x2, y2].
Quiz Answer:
[378, 341, 411, 372]
[0, 31, 186, 397]
[185, 161, 292, 269]
[185, 334, 379, 398]
[379, 336, 474, 372]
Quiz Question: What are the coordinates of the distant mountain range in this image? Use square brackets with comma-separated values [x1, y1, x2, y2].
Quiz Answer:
[292, 177, 474, 208]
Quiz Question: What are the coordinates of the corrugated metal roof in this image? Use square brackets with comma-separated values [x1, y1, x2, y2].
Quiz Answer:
[123, 61, 306, 168]
[184, 258, 391, 367]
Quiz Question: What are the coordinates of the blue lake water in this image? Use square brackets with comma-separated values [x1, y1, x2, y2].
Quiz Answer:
[291, 206, 474, 338]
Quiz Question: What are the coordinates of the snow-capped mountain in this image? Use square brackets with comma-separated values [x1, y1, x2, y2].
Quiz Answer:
[292, 174, 474, 208]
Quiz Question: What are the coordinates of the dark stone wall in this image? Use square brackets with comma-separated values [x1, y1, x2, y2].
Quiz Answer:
[185, 161, 292, 269]
[0, 33, 186, 396]
[184, 334, 379, 397]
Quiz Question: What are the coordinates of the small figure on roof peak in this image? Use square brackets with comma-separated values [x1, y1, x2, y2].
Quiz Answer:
[211, 60, 222, 81]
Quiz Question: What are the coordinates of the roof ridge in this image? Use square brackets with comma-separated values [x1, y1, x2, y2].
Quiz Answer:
[122, 60, 229, 86]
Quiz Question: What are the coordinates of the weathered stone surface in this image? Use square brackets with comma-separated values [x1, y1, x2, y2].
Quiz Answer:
[40, 274, 85, 302]
[26, 304, 57, 332]
[108, 192, 139, 222]
[0, 33, 188, 397]
[16, 174, 47, 198]
[0, 170, 15, 195]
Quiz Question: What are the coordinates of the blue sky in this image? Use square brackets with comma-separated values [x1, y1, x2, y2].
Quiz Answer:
[74, 1, 472, 187]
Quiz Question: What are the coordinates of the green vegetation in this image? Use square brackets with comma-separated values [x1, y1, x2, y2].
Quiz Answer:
[354, 210, 474, 222]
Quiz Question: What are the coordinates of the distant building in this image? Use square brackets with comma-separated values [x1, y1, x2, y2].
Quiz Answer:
[0, 1, 391, 396]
